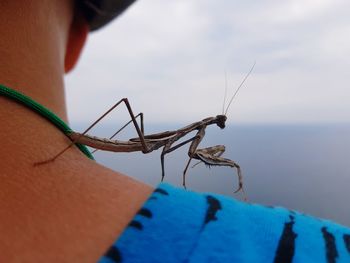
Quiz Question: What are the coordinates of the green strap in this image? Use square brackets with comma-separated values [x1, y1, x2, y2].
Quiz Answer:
[0, 84, 94, 160]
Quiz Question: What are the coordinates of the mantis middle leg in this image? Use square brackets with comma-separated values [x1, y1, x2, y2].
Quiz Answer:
[160, 134, 199, 182]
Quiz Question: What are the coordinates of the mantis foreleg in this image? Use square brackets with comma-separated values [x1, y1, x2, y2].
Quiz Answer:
[195, 146, 244, 194]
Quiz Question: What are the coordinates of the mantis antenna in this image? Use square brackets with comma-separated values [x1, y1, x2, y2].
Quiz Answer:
[224, 61, 256, 116]
[222, 70, 228, 115]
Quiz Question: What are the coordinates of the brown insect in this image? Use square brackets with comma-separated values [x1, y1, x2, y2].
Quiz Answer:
[36, 63, 255, 197]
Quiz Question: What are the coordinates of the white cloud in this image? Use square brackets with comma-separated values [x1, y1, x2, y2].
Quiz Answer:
[65, 0, 350, 126]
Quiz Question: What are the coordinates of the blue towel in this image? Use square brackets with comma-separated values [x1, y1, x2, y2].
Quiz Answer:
[99, 183, 350, 263]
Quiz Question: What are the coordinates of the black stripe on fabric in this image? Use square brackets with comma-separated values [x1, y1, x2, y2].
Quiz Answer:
[137, 208, 152, 218]
[203, 195, 222, 226]
[104, 246, 122, 262]
[128, 220, 143, 230]
[273, 215, 297, 263]
[344, 234, 350, 253]
[322, 227, 338, 263]
[154, 188, 169, 195]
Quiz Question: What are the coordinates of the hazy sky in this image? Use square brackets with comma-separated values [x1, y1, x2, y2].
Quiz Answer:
[65, 0, 350, 126]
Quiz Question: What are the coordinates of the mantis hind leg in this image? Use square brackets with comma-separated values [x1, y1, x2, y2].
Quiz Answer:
[35, 98, 148, 165]
[91, 112, 144, 154]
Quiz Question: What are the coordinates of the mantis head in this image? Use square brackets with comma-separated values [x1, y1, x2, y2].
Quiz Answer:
[216, 115, 227, 129]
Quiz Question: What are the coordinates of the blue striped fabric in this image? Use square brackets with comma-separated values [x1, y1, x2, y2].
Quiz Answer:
[99, 183, 350, 263]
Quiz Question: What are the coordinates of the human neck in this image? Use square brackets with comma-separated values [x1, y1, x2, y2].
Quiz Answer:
[0, 5, 154, 261]
[0, 3, 69, 121]
[0, 3, 73, 172]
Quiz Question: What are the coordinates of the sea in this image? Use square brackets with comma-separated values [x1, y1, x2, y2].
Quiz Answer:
[73, 123, 350, 226]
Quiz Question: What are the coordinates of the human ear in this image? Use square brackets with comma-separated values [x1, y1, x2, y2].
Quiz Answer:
[64, 12, 89, 73]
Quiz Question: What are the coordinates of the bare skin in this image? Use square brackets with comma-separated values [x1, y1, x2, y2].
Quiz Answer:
[0, 1, 153, 262]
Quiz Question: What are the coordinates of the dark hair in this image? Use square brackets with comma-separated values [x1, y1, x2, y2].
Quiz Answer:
[78, 0, 136, 31]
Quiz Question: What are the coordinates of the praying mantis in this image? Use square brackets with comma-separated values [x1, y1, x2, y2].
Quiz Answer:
[36, 64, 255, 196]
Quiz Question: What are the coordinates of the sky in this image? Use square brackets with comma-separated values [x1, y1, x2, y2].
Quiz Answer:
[65, 0, 350, 126]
